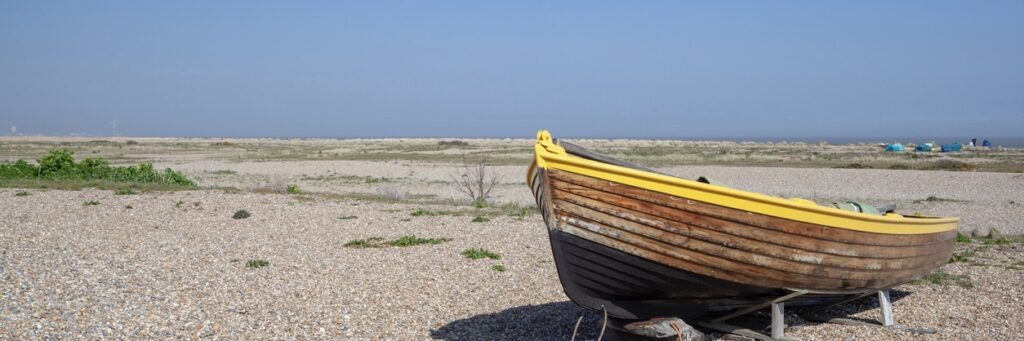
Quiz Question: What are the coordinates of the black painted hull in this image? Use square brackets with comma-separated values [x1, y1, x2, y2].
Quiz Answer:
[548, 229, 861, 320]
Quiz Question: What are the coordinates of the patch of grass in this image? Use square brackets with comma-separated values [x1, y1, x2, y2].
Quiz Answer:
[949, 249, 976, 263]
[14, 190, 30, 197]
[928, 159, 977, 172]
[411, 208, 461, 217]
[914, 196, 966, 204]
[286, 184, 301, 194]
[246, 259, 270, 269]
[462, 248, 501, 260]
[232, 209, 251, 219]
[344, 235, 451, 248]
[910, 270, 973, 288]
[492, 264, 507, 272]
[956, 232, 971, 243]
[471, 216, 490, 223]
[344, 237, 387, 248]
[83, 200, 99, 206]
[438, 140, 471, 147]
[388, 235, 451, 247]
[114, 188, 138, 195]
[1006, 261, 1024, 270]
[338, 215, 358, 220]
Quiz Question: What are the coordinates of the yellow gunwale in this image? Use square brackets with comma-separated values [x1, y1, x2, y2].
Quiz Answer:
[530, 130, 958, 235]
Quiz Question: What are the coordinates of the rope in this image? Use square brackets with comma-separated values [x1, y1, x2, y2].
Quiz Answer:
[596, 306, 608, 341]
[670, 321, 684, 341]
[569, 312, 584, 341]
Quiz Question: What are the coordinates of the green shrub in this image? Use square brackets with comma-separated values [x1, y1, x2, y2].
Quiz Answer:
[246, 259, 270, 268]
[956, 232, 971, 243]
[0, 149, 195, 186]
[232, 209, 251, 219]
[492, 264, 507, 272]
[14, 191, 30, 197]
[462, 248, 501, 260]
[287, 184, 301, 194]
[344, 235, 450, 248]
[471, 216, 490, 223]
[338, 215, 358, 220]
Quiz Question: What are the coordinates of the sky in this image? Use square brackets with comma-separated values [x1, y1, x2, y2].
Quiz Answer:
[1, 1, 1022, 139]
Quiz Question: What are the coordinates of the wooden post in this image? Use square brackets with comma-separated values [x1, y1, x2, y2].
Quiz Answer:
[772, 301, 785, 339]
[879, 290, 895, 327]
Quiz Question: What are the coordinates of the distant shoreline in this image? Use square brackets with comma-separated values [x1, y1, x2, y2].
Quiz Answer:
[3, 135, 1023, 147]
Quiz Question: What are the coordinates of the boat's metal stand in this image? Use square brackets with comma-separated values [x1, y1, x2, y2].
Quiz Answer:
[799, 290, 937, 335]
[693, 290, 807, 341]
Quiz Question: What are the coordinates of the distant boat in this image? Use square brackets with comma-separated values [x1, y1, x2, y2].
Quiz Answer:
[527, 130, 958, 321]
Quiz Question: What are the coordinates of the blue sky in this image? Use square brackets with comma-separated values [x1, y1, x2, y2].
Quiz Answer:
[1, 1, 1021, 138]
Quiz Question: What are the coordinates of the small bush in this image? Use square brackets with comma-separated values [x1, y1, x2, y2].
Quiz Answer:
[232, 209, 251, 219]
[471, 216, 490, 223]
[0, 148, 195, 186]
[462, 248, 501, 260]
[451, 159, 503, 206]
[287, 184, 301, 194]
[14, 191, 30, 197]
[114, 188, 137, 195]
[83, 200, 100, 206]
[246, 259, 270, 268]
[492, 264, 507, 272]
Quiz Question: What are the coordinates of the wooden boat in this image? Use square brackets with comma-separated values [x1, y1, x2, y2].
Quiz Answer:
[527, 130, 958, 321]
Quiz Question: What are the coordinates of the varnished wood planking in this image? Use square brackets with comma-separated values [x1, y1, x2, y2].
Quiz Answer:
[555, 197, 949, 279]
[548, 169, 956, 247]
[539, 169, 955, 291]
[552, 187, 952, 269]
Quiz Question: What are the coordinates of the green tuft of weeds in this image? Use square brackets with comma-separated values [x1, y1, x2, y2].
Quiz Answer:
[287, 184, 301, 194]
[949, 249, 976, 263]
[175, 200, 184, 208]
[410, 208, 460, 217]
[387, 235, 451, 247]
[344, 235, 451, 248]
[83, 200, 99, 206]
[492, 264, 507, 272]
[956, 232, 972, 243]
[462, 248, 501, 260]
[338, 215, 358, 220]
[246, 259, 270, 269]
[471, 216, 490, 223]
[14, 190, 30, 197]
[114, 188, 138, 195]
[911, 270, 973, 288]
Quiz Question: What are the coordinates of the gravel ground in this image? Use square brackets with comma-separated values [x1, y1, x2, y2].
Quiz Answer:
[2, 187, 1022, 340]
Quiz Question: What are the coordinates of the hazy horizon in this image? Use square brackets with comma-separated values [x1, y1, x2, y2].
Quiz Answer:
[3, 2, 1022, 138]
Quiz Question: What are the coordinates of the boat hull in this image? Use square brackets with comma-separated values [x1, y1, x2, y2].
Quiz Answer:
[531, 166, 956, 319]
